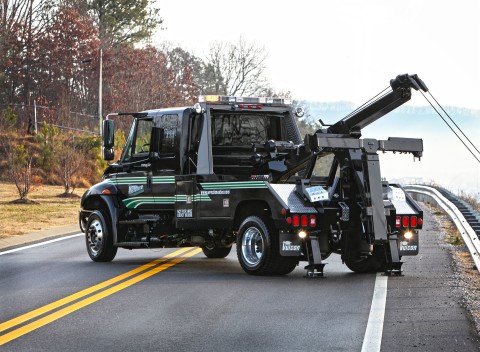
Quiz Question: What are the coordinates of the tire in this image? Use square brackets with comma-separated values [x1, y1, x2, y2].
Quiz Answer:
[85, 211, 117, 262]
[345, 245, 387, 273]
[201, 243, 232, 258]
[236, 216, 297, 276]
[344, 257, 372, 273]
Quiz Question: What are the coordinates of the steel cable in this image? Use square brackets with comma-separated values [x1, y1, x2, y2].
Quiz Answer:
[420, 91, 480, 164]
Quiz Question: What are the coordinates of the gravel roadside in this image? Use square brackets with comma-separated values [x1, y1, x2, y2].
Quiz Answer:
[433, 203, 480, 335]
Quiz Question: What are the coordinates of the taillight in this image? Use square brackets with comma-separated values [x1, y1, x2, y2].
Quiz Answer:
[402, 216, 409, 228]
[411, 216, 417, 227]
[309, 216, 316, 227]
[238, 104, 262, 109]
[417, 218, 423, 226]
[286, 217, 292, 224]
[293, 215, 300, 227]
[395, 216, 401, 228]
[301, 215, 308, 227]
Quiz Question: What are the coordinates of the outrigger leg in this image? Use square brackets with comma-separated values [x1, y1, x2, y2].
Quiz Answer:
[385, 236, 403, 276]
[304, 235, 326, 278]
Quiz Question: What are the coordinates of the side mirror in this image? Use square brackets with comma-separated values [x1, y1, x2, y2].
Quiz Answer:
[102, 120, 115, 149]
[103, 147, 114, 161]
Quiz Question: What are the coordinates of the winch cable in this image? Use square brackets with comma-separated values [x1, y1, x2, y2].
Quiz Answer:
[427, 91, 480, 156]
[419, 90, 480, 164]
[342, 86, 391, 121]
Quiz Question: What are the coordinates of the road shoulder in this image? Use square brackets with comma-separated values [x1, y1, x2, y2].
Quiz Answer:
[382, 203, 480, 351]
[0, 224, 79, 252]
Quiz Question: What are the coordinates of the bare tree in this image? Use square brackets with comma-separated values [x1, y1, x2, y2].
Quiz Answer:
[0, 0, 54, 104]
[58, 133, 83, 196]
[0, 137, 41, 202]
[205, 37, 269, 96]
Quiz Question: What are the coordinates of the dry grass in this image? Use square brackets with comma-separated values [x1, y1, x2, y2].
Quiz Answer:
[0, 182, 87, 238]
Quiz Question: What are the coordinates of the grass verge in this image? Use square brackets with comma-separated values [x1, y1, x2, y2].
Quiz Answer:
[0, 183, 86, 239]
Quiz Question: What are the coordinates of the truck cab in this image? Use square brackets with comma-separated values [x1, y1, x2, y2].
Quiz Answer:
[80, 96, 308, 270]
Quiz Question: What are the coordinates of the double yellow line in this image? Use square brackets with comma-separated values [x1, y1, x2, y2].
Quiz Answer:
[0, 246, 202, 346]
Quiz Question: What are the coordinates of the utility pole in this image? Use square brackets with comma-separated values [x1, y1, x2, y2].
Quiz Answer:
[98, 48, 103, 135]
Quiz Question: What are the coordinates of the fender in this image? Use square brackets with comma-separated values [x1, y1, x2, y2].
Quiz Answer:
[80, 181, 121, 243]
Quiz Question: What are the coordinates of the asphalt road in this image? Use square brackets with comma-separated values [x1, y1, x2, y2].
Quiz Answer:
[0, 205, 479, 352]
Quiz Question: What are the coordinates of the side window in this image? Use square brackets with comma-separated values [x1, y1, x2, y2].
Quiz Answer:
[158, 114, 179, 155]
[133, 119, 153, 155]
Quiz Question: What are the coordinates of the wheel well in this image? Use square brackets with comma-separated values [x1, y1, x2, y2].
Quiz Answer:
[83, 195, 112, 220]
[234, 200, 272, 230]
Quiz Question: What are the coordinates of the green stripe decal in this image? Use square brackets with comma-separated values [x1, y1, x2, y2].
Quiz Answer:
[123, 193, 211, 208]
[107, 177, 147, 185]
[106, 176, 175, 185]
[193, 195, 211, 201]
[200, 181, 267, 189]
[152, 177, 175, 184]
[123, 197, 175, 208]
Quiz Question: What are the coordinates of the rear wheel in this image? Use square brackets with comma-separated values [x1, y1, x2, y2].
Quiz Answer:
[201, 243, 232, 258]
[85, 212, 117, 262]
[236, 216, 297, 276]
[345, 245, 387, 273]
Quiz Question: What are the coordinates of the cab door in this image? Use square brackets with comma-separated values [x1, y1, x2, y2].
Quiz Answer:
[150, 113, 182, 212]
[113, 118, 156, 210]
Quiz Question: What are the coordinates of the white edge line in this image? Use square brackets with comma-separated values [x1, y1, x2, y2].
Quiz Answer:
[361, 273, 388, 352]
[0, 233, 83, 256]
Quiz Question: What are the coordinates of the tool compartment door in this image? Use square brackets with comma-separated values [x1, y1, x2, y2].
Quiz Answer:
[175, 177, 195, 227]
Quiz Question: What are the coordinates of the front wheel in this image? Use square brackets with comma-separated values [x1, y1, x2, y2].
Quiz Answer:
[85, 211, 117, 262]
[236, 216, 297, 276]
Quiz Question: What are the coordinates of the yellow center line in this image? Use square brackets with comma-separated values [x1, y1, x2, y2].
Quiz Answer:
[0, 246, 194, 334]
[0, 247, 202, 346]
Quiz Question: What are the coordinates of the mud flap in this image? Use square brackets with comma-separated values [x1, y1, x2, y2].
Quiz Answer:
[279, 231, 302, 256]
[398, 230, 419, 256]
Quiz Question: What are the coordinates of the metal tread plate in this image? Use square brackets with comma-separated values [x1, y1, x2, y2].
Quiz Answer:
[270, 184, 317, 213]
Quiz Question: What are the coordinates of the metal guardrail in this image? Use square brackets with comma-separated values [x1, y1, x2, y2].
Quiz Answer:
[404, 185, 480, 272]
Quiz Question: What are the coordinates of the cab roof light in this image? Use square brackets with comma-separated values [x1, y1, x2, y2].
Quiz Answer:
[197, 95, 291, 106]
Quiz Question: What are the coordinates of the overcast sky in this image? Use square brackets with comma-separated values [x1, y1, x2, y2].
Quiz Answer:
[155, 0, 480, 110]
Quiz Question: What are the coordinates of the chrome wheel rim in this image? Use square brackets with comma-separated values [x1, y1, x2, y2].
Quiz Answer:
[241, 227, 264, 266]
[87, 219, 103, 256]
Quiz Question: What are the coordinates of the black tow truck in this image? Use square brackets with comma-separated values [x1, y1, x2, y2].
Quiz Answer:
[80, 74, 426, 277]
